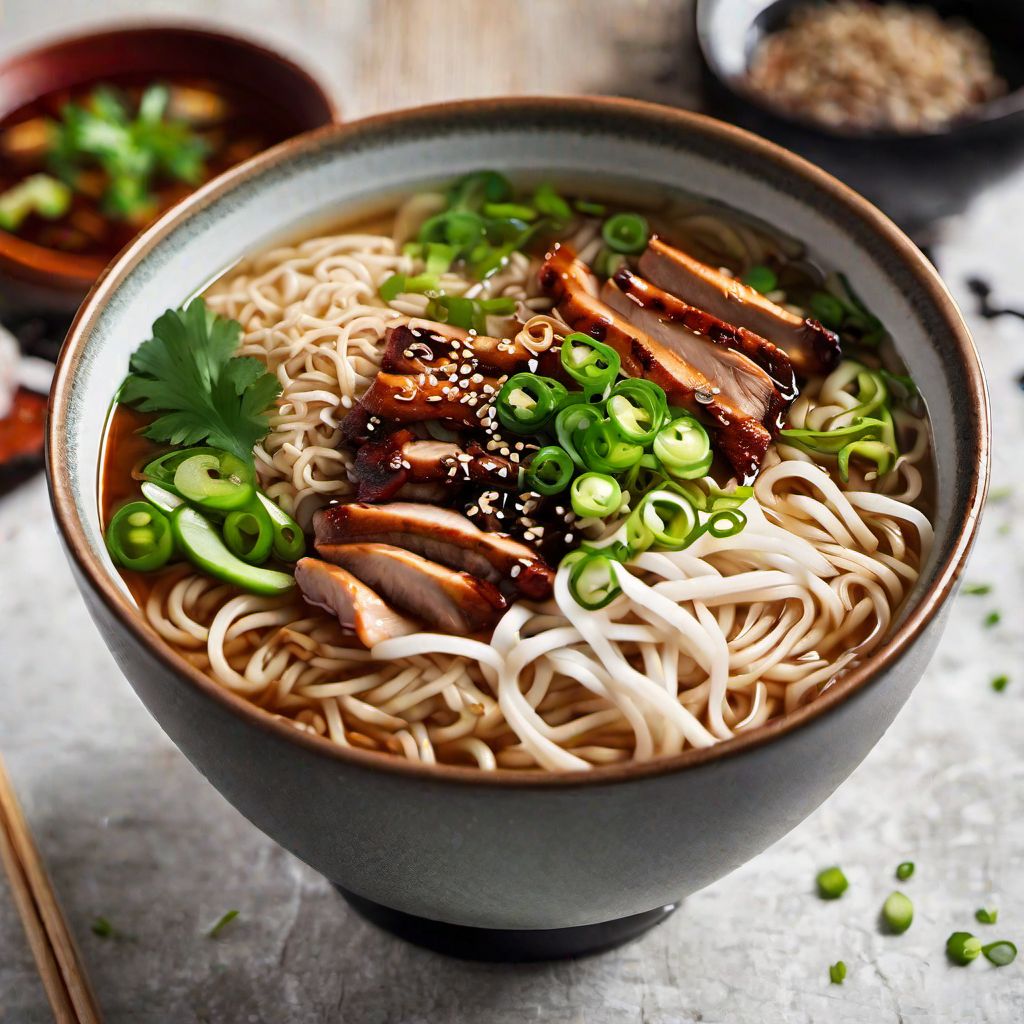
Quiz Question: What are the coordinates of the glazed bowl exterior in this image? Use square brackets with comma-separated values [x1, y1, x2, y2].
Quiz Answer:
[48, 99, 987, 931]
[0, 24, 336, 313]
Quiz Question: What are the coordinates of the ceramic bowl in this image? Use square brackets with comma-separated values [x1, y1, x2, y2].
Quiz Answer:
[0, 24, 336, 314]
[47, 98, 988, 960]
[695, 0, 1024, 231]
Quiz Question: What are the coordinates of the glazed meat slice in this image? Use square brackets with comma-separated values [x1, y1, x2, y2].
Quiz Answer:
[639, 237, 840, 376]
[294, 558, 418, 647]
[383, 320, 560, 378]
[341, 370, 499, 435]
[320, 542, 506, 634]
[601, 277, 788, 431]
[539, 245, 772, 479]
[313, 501, 554, 600]
[351, 429, 518, 502]
[610, 265, 797, 400]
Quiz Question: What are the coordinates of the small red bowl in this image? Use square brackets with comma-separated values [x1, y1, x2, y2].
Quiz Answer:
[0, 24, 337, 313]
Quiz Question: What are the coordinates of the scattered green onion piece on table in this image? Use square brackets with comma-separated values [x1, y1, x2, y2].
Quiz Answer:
[523, 446, 575, 496]
[982, 941, 1017, 967]
[579, 419, 645, 474]
[106, 501, 175, 572]
[653, 417, 713, 479]
[882, 891, 913, 934]
[533, 182, 572, 221]
[170, 506, 295, 596]
[962, 583, 992, 596]
[895, 861, 915, 881]
[173, 450, 255, 512]
[223, 502, 275, 564]
[991, 675, 1010, 692]
[495, 373, 567, 434]
[570, 473, 622, 519]
[560, 332, 621, 391]
[602, 212, 649, 254]
[829, 961, 847, 985]
[976, 907, 999, 925]
[984, 610, 1001, 628]
[947, 932, 983, 965]
[91, 916, 120, 939]
[741, 265, 778, 294]
[816, 866, 849, 900]
[567, 552, 622, 610]
[256, 493, 306, 562]
[208, 909, 240, 939]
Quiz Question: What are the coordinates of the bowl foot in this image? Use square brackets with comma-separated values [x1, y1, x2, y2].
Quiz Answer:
[335, 886, 678, 961]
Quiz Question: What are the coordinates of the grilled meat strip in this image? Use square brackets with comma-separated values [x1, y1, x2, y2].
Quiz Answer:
[639, 237, 840, 376]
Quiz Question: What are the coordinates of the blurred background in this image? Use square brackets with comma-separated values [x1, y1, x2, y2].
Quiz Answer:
[1, 2, 1021, 1022]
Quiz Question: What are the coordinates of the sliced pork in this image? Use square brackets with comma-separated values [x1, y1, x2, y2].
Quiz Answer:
[320, 542, 506, 634]
[610, 265, 797, 400]
[601, 277, 788, 431]
[639, 237, 840, 376]
[351, 429, 518, 502]
[539, 244, 773, 480]
[294, 558, 418, 647]
[313, 501, 554, 600]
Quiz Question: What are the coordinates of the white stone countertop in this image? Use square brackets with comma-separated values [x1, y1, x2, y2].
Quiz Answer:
[0, 2, 1022, 1022]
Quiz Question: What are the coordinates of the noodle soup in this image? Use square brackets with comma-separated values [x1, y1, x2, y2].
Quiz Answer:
[98, 173, 934, 773]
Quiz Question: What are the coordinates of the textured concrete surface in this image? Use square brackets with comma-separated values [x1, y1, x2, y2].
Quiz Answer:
[1, 2, 1023, 1022]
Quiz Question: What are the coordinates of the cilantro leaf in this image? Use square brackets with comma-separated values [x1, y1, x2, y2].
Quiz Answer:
[120, 298, 280, 465]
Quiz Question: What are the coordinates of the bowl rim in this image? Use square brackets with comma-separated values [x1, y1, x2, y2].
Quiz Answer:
[694, 0, 1024, 142]
[47, 95, 990, 790]
[0, 20, 339, 288]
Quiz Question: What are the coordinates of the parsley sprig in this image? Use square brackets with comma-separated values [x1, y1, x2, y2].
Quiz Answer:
[120, 299, 280, 466]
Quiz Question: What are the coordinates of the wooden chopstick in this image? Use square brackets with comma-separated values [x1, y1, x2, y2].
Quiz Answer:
[0, 753, 103, 1023]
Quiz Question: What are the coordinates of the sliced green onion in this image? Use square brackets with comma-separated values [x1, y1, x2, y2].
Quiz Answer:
[779, 417, 887, 456]
[423, 242, 456, 275]
[982, 941, 1017, 967]
[106, 501, 175, 572]
[533, 182, 572, 222]
[895, 861, 915, 881]
[174, 450, 255, 512]
[829, 961, 847, 985]
[448, 170, 511, 208]
[141, 446, 221, 488]
[575, 199, 606, 216]
[570, 473, 622, 519]
[418, 209, 487, 258]
[634, 490, 698, 550]
[256, 493, 306, 562]
[579, 419, 644, 474]
[947, 932, 983, 965]
[991, 675, 1010, 692]
[653, 417, 713, 479]
[567, 552, 622, 610]
[976, 907, 999, 925]
[139, 481, 183, 514]
[809, 291, 845, 330]
[170, 506, 295, 596]
[882, 891, 913, 934]
[559, 332, 621, 391]
[962, 583, 992, 595]
[555, 402, 604, 468]
[426, 294, 477, 330]
[593, 247, 627, 279]
[523, 446, 575, 496]
[984, 610, 1001, 628]
[484, 201, 536, 221]
[602, 212, 649, 254]
[837, 440, 896, 482]
[741, 265, 778, 294]
[816, 866, 849, 900]
[606, 378, 667, 445]
[208, 909, 239, 938]
[223, 501, 274, 564]
[495, 373, 567, 434]
[702, 508, 747, 539]
[0, 173, 72, 232]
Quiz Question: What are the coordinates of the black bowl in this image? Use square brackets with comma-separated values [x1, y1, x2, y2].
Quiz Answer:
[696, 0, 1024, 232]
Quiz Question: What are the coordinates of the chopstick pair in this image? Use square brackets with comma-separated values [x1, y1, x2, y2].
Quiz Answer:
[0, 753, 103, 1023]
